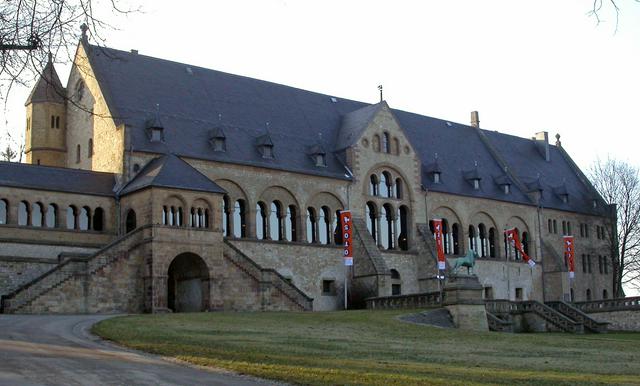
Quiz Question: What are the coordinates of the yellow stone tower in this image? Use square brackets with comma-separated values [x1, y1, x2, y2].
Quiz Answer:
[24, 54, 67, 166]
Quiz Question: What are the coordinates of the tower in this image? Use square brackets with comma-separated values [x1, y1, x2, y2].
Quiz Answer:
[24, 54, 67, 166]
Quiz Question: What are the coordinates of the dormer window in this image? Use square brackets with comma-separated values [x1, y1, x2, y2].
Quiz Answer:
[262, 145, 273, 159]
[504, 184, 510, 195]
[209, 128, 226, 152]
[146, 109, 164, 143]
[308, 143, 327, 167]
[592, 199, 598, 209]
[473, 179, 480, 190]
[433, 172, 441, 184]
[151, 128, 162, 142]
[561, 194, 569, 204]
[256, 133, 274, 159]
[464, 166, 481, 191]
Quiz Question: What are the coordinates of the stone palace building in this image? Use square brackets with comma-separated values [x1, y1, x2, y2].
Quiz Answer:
[0, 35, 615, 313]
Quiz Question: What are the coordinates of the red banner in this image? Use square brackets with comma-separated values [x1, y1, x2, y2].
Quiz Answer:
[432, 219, 446, 270]
[563, 236, 575, 279]
[339, 211, 353, 266]
[505, 228, 536, 267]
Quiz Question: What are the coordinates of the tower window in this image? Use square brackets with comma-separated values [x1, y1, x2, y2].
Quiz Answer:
[55, 116, 60, 129]
[88, 138, 93, 158]
[51, 115, 55, 128]
[76, 144, 81, 164]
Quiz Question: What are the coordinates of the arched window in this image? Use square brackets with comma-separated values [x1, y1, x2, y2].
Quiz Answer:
[381, 204, 394, 250]
[381, 172, 392, 198]
[162, 206, 168, 225]
[488, 227, 496, 257]
[88, 138, 93, 158]
[18, 201, 30, 226]
[79, 206, 91, 230]
[373, 134, 381, 152]
[76, 144, 81, 163]
[66, 205, 77, 229]
[169, 206, 175, 226]
[366, 203, 377, 241]
[233, 200, 246, 238]
[333, 209, 342, 245]
[468, 225, 477, 254]
[0, 199, 7, 225]
[562, 221, 567, 235]
[522, 231, 529, 256]
[204, 209, 210, 228]
[478, 224, 487, 257]
[452, 223, 461, 255]
[319, 206, 330, 244]
[442, 219, 451, 254]
[586, 289, 592, 301]
[398, 206, 409, 250]
[285, 205, 295, 242]
[31, 202, 43, 227]
[553, 219, 557, 234]
[395, 178, 403, 199]
[176, 207, 183, 227]
[393, 137, 400, 155]
[46, 204, 57, 228]
[256, 202, 267, 240]
[382, 132, 390, 153]
[190, 208, 198, 228]
[306, 207, 317, 243]
[548, 219, 552, 233]
[369, 175, 379, 196]
[602, 289, 608, 299]
[125, 209, 137, 233]
[222, 195, 230, 236]
[93, 207, 104, 231]
[269, 201, 282, 241]
[505, 228, 521, 260]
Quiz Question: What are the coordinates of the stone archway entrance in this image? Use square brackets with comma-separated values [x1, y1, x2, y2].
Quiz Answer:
[167, 253, 210, 312]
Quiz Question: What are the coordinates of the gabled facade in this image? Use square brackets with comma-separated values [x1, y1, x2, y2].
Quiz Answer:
[0, 38, 616, 314]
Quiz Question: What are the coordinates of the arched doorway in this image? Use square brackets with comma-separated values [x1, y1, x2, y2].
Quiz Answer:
[167, 253, 210, 312]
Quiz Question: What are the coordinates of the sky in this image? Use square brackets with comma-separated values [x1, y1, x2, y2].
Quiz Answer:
[2, 0, 640, 170]
[1, 1, 639, 290]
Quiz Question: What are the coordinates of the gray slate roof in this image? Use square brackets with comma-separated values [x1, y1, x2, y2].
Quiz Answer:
[0, 161, 115, 196]
[120, 154, 226, 196]
[25, 58, 65, 105]
[84, 43, 605, 215]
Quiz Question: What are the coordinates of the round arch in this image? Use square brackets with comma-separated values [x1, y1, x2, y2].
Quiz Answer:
[167, 252, 210, 312]
[362, 163, 416, 202]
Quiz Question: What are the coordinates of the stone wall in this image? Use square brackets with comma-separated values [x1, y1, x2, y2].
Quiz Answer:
[229, 239, 345, 311]
[0, 257, 57, 296]
[589, 310, 640, 331]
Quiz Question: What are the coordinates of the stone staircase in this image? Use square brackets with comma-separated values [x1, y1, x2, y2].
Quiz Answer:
[1, 226, 148, 314]
[546, 301, 608, 333]
[485, 299, 587, 333]
[223, 240, 313, 311]
[485, 311, 514, 332]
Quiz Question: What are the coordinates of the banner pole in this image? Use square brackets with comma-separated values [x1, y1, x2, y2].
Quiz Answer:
[344, 266, 348, 310]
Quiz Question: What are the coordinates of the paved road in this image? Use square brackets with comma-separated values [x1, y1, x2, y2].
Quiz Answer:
[0, 315, 275, 386]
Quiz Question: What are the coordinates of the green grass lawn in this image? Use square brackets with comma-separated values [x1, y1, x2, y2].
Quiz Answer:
[93, 310, 640, 385]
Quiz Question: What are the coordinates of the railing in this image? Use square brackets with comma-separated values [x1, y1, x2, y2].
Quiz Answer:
[486, 311, 513, 333]
[485, 300, 585, 334]
[519, 301, 584, 334]
[546, 301, 608, 333]
[573, 296, 640, 313]
[224, 241, 313, 311]
[366, 291, 441, 310]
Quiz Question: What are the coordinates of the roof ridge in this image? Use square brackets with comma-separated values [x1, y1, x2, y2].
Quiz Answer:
[0, 161, 116, 176]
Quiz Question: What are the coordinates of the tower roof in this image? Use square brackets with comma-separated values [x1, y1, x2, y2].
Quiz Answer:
[25, 55, 66, 106]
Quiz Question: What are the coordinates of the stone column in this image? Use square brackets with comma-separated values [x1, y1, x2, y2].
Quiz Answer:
[152, 275, 170, 313]
[227, 206, 235, 238]
[247, 206, 257, 239]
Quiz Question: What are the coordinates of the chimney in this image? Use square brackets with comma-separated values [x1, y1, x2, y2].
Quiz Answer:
[534, 131, 550, 162]
[470, 111, 480, 128]
[131, 49, 138, 54]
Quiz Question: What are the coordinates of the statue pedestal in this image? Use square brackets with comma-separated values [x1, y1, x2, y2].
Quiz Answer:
[443, 274, 488, 331]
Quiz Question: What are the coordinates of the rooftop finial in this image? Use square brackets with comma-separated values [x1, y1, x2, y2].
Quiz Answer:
[378, 84, 383, 102]
[555, 133, 562, 147]
[47, 52, 53, 63]
[218, 113, 222, 122]
[474, 160, 478, 167]
[434, 152, 438, 160]
[80, 23, 89, 42]
[265, 121, 271, 134]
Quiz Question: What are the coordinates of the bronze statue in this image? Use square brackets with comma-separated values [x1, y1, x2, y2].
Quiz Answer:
[452, 250, 479, 275]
